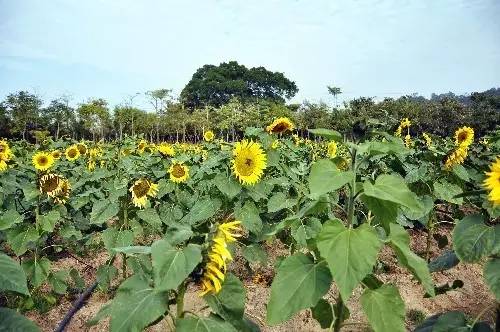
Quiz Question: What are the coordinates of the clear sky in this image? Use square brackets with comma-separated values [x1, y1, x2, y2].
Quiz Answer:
[1, 0, 499, 110]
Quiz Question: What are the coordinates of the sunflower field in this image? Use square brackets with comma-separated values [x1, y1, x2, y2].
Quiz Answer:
[0, 118, 499, 332]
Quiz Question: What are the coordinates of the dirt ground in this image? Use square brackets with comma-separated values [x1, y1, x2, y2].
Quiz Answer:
[25, 226, 497, 332]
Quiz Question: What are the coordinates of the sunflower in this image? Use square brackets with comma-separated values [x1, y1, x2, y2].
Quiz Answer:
[137, 139, 148, 154]
[51, 150, 62, 159]
[484, 158, 500, 206]
[87, 159, 96, 171]
[266, 117, 294, 134]
[158, 142, 175, 157]
[204, 130, 215, 142]
[395, 118, 410, 138]
[53, 178, 71, 204]
[454, 126, 474, 147]
[0, 139, 14, 162]
[404, 134, 412, 148]
[168, 161, 190, 183]
[0, 160, 8, 172]
[76, 142, 88, 156]
[231, 140, 267, 185]
[65, 145, 80, 161]
[422, 133, 432, 148]
[199, 221, 242, 296]
[129, 178, 158, 208]
[88, 147, 103, 158]
[271, 140, 280, 150]
[39, 173, 71, 203]
[327, 141, 338, 158]
[444, 145, 468, 169]
[32, 151, 55, 171]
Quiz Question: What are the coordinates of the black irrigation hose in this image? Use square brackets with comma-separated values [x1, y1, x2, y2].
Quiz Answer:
[54, 280, 98, 332]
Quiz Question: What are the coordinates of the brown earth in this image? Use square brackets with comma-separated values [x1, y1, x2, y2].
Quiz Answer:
[25, 226, 497, 332]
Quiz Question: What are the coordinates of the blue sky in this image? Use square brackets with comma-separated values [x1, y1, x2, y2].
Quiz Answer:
[1, 0, 499, 110]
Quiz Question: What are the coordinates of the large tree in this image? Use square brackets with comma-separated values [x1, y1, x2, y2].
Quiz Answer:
[3, 91, 42, 140]
[180, 61, 298, 108]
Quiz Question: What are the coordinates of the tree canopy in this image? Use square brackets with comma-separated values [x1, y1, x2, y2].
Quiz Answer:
[180, 61, 298, 108]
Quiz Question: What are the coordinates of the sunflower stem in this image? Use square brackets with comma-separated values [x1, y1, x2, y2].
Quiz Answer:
[176, 282, 186, 320]
[347, 148, 357, 228]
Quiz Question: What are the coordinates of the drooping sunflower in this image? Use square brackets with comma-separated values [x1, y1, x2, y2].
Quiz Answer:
[53, 178, 71, 204]
[76, 142, 88, 156]
[422, 133, 432, 148]
[484, 158, 500, 206]
[444, 145, 468, 169]
[199, 221, 242, 296]
[0, 140, 13, 159]
[204, 130, 215, 142]
[168, 161, 190, 183]
[88, 147, 103, 158]
[65, 145, 80, 161]
[395, 118, 410, 138]
[87, 159, 96, 171]
[404, 134, 412, 148]
[0, 159, 8, 172]
[32, 151, 55, 171]
[327, 141, 338, 158]
[266, 117, 294, 134]
[454, 126, 474, 147]
[51, 150, 62, 159]
[231, 140, 267, 185]
[39, 173, 71, 203]
[129, 178, 158, 208]
[157, 142, 175, 157]
[137, 139, 148, 154]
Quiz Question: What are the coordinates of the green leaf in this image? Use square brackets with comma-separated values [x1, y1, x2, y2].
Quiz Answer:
[363, 174, 422, 212]
[0, 209, 23, 230]
[360, 284, 405, 332]
[102, 228, 134, 254]
[361, 195, 399, 231]
[484, 258, 500, 301]
[157, 178, 175, 199]
[308, 159, 353, 199]
[317, 220, 382, 300]
[433, 180, 463, 205]
[40, 210, 60, 232]
[90, 199, 119, 225]
[164, 225, 193, 246]
[308, 128, 342, 141]
[177, 316, 237, 332]
[388, 224, 434, 296]
[0, 307, 40, 332]
[6, 226, 40, 256]
[96, 265, 117, 291]
[452, 165, 470, 181]
[311, 299, 334, 329]
[453, 214, 495, 262]
[205, 273, 245, 322]
[180, 197, 221, 225]
[151, 239, 201, 291]
[214, 173, 241, 199]
[48, 270, 69, 294]
[267, 192, 295, 213]
[267, 253, 332, 325]
[109, 274, 169, 332]
[137, 208, 162, 228]
[415, 311, 470, 332]
[428, 250, 459, 273]
[0, 252, 29, 295]
[291, 218, 322, 247]
[111, 246, 151, 255]
[236, 201, 263, 234]
[22, 257, 51, 288]
[242, 244, 267, 264]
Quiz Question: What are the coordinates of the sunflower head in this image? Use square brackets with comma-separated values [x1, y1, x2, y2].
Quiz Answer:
[137, 139, 148, 153]
[39, 173, 71, 203]
[444, 145, 468, 169]
[51, 150, 62, 159]
[88, 147, 103, 158]
[231, 140, 267, 186]
[0, 160, 7, 172]
[168, 161, 190, 183]
[483, 158, 500, 206]
[404, 134, 412, 148]
[158, 142, 175, 157]
[65, 145, 80, 161]
[454, 126, 474, 147]
[53, 179, 71, 204]
[327, 141, 338, 158]
[0, 140, 13, 160]
[422, 133, 432, 148]
[266, 117, 294, 134]
[87, 160, 96, 171]
[129, 178, 158, 208]
[33, 151, 55, 171]
[204, 130, 215, 142]
[76, 142, 88, 155]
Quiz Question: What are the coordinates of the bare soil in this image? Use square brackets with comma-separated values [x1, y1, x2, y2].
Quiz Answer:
[26, 226, 497, 332]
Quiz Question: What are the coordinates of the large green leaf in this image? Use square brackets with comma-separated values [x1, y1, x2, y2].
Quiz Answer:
[40, 210, 60, 232]
[205, 273, 245, 323]
[311, 299, 334, 329]
[151, 239, 201, 291]
[0, 252, 29, 295]
[363, 174, 422, 212]
[6, 226, 40, 256]
[484, 258, 500, 301]
[90, 199, 119, 225]
[235, 200, 262, 234]
[101, 228, 134, 254]
[213, 174, 241, 199]
[0, 209, 23, 230]
[22, 257, 51, 288]
[266, 253, 332, 325]
[317, 220, 382, 300]
[108, 274, 169, 332]
[361, 195, 399, 231]
[453, 214, 495, 262]
[308, 128, 342, 141]
[388, 224, 434, 296]
[177, 316, 237, 332]
[0, 307, 40, 332]
[137, 208, 162, 228]
[433, 180, 463, 205]
[308, 159, 353, 199]
[360, 284, 405, 332]
[267, 192, 295, 213]
[180, 197, 221, 225]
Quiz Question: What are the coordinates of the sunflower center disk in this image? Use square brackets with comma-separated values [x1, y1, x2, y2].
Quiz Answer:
[236, 154, 255, 176]
[172, 165, 186, 178]
[133, 180, 150, 198]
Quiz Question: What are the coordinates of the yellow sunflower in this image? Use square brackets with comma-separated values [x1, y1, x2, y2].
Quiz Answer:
[199, 221, 242, 296]
[168, 161, 189, 183]
[65, 145, 80, 161]
[32, 151, 55, 171]
[266, 117, 294, 134]
[0, 160, 8, 172]
[404, 134, 412, 148]
[395, 118, 410, 137]
[88, 147, 103, 158]
[38, 173, 71, 204]
[231, 140, 267, 185]
[422, 133, 432, 148]
[87, 160, 96, 171]
[204, 130, 215, 142]
[484, 158, 500, 206]
[158, 142, 175, 157]
[454, 126, 474, 147]
[51, 150, 62, 159]
[76, 142, 88, 156]
[129, 178, 158, 208]
[53, 178, 71, 204]
[444, 145, 468, 169]
[137, 139, 148, 154]
[327, 141, 338, 158]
